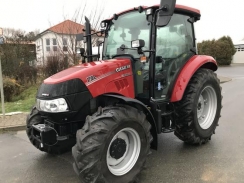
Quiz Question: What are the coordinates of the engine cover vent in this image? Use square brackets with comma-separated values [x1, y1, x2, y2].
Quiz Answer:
[114, 79, 129, 91]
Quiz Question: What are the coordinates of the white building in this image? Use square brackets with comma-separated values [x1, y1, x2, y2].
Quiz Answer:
[35, 20, 103, 66]
[233, 39, 244, 63]
[92, 45, 103, 60]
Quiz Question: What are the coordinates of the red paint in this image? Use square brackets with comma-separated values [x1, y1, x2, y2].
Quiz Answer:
[106, 4, 200, 20]
[176, 4, 200, 15]
[170, 55, 217, 102]
[44, 59, 135, 98]
[151, 4, 200, 15]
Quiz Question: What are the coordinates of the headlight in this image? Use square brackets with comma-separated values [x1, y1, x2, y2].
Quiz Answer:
[37, 98, 69, 113]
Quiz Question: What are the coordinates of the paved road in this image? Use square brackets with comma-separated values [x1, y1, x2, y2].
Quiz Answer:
[216, 64, 244, 80]
[1, 65, 244, 183]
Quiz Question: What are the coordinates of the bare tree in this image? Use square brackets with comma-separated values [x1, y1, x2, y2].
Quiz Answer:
[3, 28, 39, 43]
[47, 0, 106, 65]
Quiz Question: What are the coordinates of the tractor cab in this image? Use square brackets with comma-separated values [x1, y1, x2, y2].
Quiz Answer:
[83, 3, 200, 104]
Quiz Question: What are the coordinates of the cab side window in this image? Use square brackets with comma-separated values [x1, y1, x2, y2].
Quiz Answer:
[155, 14, 195, 99]
[156, 14, 194, 58]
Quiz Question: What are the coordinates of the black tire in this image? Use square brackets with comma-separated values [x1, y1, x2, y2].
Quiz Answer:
[26, 106, 75, 154]
[174, 68, 222, 145]
[72, 104, 152, 183]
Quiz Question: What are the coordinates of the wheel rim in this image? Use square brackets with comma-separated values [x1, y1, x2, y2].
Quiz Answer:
[197, 86, 217, 129]
[106, 127, 141, 176]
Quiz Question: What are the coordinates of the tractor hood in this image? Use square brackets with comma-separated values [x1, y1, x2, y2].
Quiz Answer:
[41, 58, 134, 98]
[44, 58, 131, 85]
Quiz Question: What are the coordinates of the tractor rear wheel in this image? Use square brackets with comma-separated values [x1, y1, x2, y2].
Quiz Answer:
[72, 104, 152, 183]
[174, 68, 222, 145]
[26, 106, 75, 154]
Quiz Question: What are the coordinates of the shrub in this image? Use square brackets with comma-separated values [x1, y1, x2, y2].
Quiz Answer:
[16, 64, 38, 86]
[43, 55, 69, 77]
[197, 36, 236, 65]
[1, 77, 22, 102]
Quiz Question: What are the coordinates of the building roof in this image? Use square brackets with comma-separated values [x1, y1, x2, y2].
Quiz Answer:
[48, 20, 84, 34]
[235, 38, 244, 45]
[36, 19, 104, 40]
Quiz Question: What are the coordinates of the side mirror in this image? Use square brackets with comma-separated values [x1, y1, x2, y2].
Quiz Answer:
[156, 0, 176, 27]
[80, 48, 85, 56]
[131, 39, 145, 48]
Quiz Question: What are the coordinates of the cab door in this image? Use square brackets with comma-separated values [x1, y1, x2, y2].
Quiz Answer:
[154, 13, 195, 99]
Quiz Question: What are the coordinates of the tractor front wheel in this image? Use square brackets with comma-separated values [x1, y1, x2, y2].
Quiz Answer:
[174, 68, 222, 145]
[72, 104, 152, 183]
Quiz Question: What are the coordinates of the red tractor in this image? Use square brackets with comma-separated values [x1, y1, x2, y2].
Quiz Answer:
[26, 0, 222, 182]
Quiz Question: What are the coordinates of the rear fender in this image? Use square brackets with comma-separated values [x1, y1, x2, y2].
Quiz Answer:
[171, 55, 218, 102]
[103, 94, 158, 150]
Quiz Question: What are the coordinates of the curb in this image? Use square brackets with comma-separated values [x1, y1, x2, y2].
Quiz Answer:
[0, 112, 28, 132]
[0, 125, 26, 132]
[218, 76, 232, 84]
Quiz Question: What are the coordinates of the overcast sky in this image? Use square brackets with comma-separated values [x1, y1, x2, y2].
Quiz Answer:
[0, 0, 243, 43]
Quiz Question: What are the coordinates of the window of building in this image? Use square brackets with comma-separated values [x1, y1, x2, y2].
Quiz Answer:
[63, 38, 68, 51]
[46, 38, 50, 51]
[63, 38, 67, 45]
[53, 38, 57, 51]
[53, 38, 57, 45]
[46, 39, 50, 45]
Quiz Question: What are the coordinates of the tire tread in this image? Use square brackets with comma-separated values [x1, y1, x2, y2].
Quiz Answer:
[72, 104, 152, 183]
[174, 68, 222, 145]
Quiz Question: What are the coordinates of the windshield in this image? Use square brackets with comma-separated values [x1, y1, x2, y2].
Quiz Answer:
[103, 11, 151, 59]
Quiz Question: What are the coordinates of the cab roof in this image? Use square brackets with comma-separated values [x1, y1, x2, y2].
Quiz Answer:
[107, 4, 200, 20]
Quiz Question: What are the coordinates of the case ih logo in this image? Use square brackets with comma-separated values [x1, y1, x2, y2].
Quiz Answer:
[116, 65, 130, 72]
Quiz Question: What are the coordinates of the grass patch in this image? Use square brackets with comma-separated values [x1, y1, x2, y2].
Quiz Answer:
[0, 84, 39, 113]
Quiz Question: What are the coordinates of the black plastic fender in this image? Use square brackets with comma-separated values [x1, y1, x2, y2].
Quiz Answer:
[103, 94, 158, 150]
